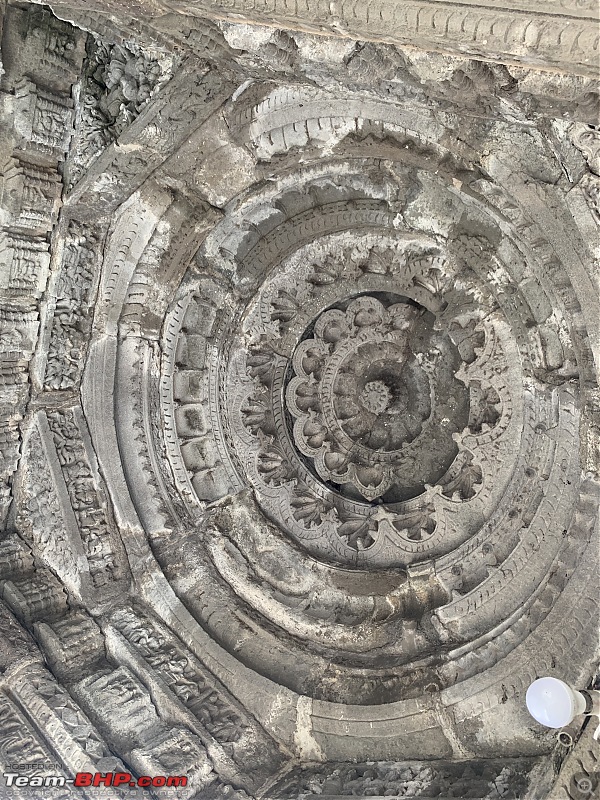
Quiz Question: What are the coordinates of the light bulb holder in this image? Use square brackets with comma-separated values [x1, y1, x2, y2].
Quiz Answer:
[526, 677, 588, 729]
[580, 689, 600, 718]
[557, 728, 574, 748]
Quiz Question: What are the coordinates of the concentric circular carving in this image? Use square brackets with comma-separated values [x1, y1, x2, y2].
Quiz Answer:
[6, 5, 599, 777]
[285, 293, 469, 503]
[156, 136, 594, 713]
[176, 213, 523, 568]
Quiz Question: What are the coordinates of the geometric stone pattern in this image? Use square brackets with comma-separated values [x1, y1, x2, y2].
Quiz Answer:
[0, 0, 598, 798]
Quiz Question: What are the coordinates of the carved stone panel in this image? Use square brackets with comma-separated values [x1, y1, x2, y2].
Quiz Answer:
[0, 1, 598, 797]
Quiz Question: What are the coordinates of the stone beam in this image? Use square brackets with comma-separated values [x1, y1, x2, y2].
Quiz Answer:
[42, 0, 600, 77]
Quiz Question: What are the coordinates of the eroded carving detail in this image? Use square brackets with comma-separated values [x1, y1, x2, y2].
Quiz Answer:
[213, 231, 504, 565]
[68, 38, 175, 185]
[0, 233, 51, 299]
[0, 157, 61, 234]
[43, 221, 100, 390]
[12, 78, 74, 156]
[110, 605, 285, 787]
[271, 758, 537, 798]
[0, 2, 597, 792]
[0, 692, 68, 792]
[46, 409, 125, 589]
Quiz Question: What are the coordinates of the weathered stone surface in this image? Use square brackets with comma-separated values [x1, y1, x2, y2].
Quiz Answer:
[0, 0, 598, 797]
[269, 757, 540, 798]
[30, 0, 600, 77]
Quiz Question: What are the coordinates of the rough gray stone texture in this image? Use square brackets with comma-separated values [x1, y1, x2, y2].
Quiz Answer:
[30, 0, 600, 77]
[268, 758, 542, 798]
[0, 0, 598, 798]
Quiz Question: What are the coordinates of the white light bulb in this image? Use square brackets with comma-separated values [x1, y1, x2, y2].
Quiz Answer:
[526, 677, 587, 729]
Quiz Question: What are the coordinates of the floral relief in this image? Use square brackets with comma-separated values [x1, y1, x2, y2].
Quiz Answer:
[286, 296, 433, 501]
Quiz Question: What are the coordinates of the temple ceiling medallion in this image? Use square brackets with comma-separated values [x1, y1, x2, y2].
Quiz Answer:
[0, 2, 598, 796]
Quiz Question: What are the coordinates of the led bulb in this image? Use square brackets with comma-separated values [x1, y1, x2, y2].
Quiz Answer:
[526, 677, 587, 729]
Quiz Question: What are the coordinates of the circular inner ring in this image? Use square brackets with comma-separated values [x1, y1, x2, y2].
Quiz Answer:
[284, 292, 470, 504]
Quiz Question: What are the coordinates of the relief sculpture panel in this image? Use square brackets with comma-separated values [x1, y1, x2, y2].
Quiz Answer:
[0, 0, 598, 797]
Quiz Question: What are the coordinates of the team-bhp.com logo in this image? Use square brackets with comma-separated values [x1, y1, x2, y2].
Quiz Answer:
[3, 772, 187, 789]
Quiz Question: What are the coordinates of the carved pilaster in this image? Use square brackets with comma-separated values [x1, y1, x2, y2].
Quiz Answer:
[2, 573, 68, 626]
[45, 408, 128, 592]
[74, 666, 162, 749]
[0, 533, 34, 579]
[16, 408, 129, 605]
[34, 612, 107, 680]
[108, 605, 285, 791]
[0, 692, 66, 793]
[0, 600, 42, 671]
[36, 219, 103, 391]
[0, 4, 85, 537]
[10, 667, 128, 798]
[129, 729, 214, 800]
[0, 302, 37, 525]
[73, 664, 220, 796]
[0, 156, 62, 235]
[0, 232, 51, 299]
[12, 78, 74, 157]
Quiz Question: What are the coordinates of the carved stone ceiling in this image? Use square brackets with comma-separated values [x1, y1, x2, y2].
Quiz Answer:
[0, 0, 599, 797]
